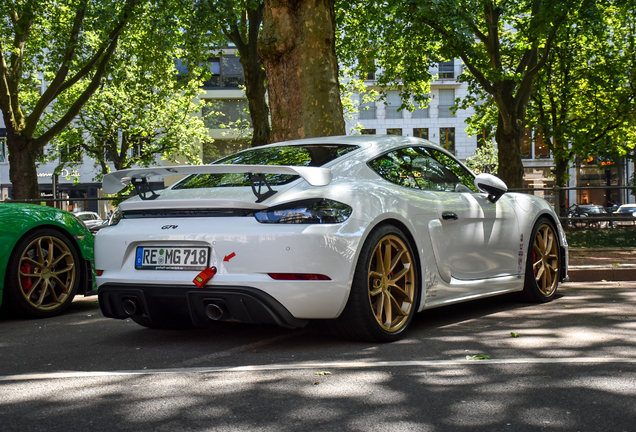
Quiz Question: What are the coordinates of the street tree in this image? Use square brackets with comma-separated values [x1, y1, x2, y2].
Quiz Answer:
[530, 1, 636, 213]
[338, 0, 580, 188]
[258, 0, 345, 142]
[47, 37, 211, 180]
[200, 0, 270, 146]
[0, 0, 142, 199]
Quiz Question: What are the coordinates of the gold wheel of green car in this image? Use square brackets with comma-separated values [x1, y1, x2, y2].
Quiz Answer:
[531, 223, 559, 297]
[18, 235, 77, 311]
[367, 234, 416, 333]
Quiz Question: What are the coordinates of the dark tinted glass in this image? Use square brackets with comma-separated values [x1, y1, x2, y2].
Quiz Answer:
[174, 145, 358, 189]
[369, 146, 477, 192]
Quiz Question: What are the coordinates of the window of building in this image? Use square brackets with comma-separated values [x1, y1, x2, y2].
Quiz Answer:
[0, 128, 6, 163]
[359, 56, 376, 80]
[523, 167, 556, 205]
[203, 56, 245, 89]
[97, 132, 117, 163]
[361, 129, 376, 135]
[387, 128, 402, 136]
[385, 91, 403, 119]
[440, 127, 455, 154]
[439, 60, 455, 79]
[438, 89, 455, 118]
[476, 128, 495, 149]
[578, 156, 620, 206]
[202, 139, 251, 163]
[534, 134, 550, 159]
[358, 93, 376, 120]
[413, 128, 428, 139]
[202, 99, 251, 128]
[130, 135, 151, 158]
[520, 129, 532, 158]
[412, 104, 429, 119]
[60, 143, 82, 163]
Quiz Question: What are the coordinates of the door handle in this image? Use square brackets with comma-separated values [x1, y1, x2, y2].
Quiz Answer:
[441, 212, 458, 220]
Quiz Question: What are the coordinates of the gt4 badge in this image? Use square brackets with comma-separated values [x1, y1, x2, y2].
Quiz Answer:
[162, 225, 178, 230]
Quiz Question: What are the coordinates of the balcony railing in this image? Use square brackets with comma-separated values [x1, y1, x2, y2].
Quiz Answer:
[438, 105, 455, 117]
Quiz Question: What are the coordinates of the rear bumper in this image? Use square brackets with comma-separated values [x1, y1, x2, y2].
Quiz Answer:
[98, 283, 309, 329]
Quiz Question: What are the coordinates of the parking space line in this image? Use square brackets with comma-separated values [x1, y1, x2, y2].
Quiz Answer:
[2, 356, 636, 382]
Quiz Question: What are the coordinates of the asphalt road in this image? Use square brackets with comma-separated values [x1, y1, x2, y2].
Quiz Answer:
[1, 281, 636, 432]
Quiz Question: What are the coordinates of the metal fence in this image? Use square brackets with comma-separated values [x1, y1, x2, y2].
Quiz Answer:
[511, 184, 635, 228]
[3, 184, 635, 228]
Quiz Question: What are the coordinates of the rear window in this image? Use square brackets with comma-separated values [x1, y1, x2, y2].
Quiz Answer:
[173, 144, 357, 189]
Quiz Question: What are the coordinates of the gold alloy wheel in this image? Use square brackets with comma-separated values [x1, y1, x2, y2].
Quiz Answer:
[367, 234, 416, 333]
[18, 236, 76, 311]
[532, 224, 559, 296]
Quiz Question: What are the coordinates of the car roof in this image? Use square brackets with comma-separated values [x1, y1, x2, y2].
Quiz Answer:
[211, 134, 446, 162]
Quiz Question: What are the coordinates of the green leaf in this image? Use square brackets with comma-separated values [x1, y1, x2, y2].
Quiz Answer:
[315, 371, 332, 375]
[510, 332, 520, 338]
[466, 354, 491, 360]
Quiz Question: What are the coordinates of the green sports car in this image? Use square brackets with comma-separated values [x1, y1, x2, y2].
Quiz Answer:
[0, 203, 96, 318]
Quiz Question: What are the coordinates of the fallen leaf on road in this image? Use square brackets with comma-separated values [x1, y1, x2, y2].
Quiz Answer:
[466, 354, 491, 360]
[510, 332, 520, 338]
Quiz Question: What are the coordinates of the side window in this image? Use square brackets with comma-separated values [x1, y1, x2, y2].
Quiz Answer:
[426, 148, 478, 192]
[369, 146, 477, 192]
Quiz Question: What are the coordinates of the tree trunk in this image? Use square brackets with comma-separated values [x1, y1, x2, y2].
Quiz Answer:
[6, 132, 41, 200]
[495, 113, 525, 189]
[553, 157, 569, 216]
[225, 3, 271, 147]
[258, 0, 345, 142]
[239, 40, 270, 147]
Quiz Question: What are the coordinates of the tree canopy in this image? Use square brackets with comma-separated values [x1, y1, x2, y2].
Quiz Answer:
[337, 0, 583, 188]
[0, 0, 146, 199]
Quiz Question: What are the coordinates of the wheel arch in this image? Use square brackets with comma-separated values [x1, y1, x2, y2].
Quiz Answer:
[527, 212, 568, 285]
[5, 224, 92, 296]
[360, 217, 425, 307]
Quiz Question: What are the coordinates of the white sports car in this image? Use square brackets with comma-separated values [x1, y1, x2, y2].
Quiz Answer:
[95, 135, 568, 341]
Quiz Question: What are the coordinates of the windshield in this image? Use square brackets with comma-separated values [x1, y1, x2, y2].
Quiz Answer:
[173, 144, 357, 189]
[584, 207, 606, 214]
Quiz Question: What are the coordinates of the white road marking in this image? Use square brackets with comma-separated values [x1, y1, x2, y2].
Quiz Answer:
[2, 357, 636, 382]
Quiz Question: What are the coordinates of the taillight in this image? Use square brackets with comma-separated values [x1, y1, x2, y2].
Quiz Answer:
[254, 199, 352, 224]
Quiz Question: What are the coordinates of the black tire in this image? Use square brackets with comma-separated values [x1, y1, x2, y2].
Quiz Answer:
[4, 228, 81, 318]
[330, 225, 420, 342]
[521, 218, 560, 303]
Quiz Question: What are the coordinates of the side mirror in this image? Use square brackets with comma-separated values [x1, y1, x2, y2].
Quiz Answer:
[474, 173, 508, 203]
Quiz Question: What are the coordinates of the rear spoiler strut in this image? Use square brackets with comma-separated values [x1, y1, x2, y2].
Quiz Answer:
[102, 164, 333, 202]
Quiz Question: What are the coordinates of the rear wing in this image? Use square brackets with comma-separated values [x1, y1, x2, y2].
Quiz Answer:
[102, 164, 333, 196]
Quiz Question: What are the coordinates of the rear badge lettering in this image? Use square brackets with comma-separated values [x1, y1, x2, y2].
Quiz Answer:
[162, 225, 178, 230]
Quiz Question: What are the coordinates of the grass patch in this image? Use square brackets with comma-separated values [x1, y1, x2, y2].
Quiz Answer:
[564, 227, 636, 248]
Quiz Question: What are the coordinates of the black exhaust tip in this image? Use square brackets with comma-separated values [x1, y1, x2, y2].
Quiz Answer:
[205, 303, 225, 320]
[122, 298, 138, 316]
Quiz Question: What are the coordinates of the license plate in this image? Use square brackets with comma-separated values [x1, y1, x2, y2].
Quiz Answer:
[135, 246, 210, 270]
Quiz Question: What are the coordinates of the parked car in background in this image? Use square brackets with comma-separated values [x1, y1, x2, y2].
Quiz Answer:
[0, 204, 96, 318]
[567, 204, 609, 228]
[95, 135, 568, 342]
[614, 204, 636, 227]
[73, 211, 104, 231]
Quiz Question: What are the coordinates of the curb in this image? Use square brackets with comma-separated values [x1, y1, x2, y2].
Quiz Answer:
[567, 266, 636, 282]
